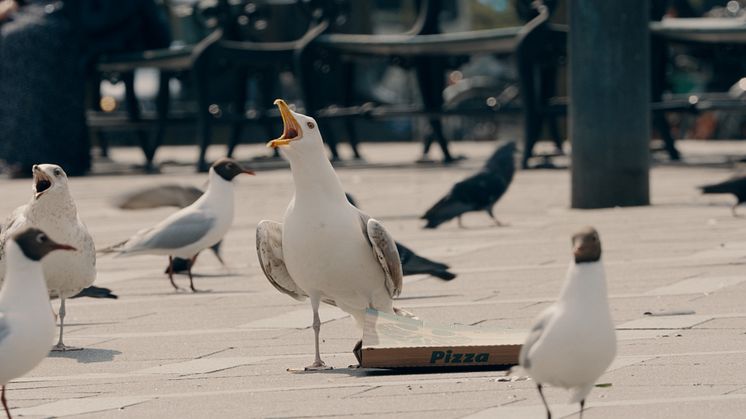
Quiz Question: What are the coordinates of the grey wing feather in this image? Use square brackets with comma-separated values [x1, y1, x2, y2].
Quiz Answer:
[256, 220, 308, 302]
[519, 306, 557, 369]
[359, 212, 403, 298]
[0, 312, 9, 344]
[133, 211, 216, 251]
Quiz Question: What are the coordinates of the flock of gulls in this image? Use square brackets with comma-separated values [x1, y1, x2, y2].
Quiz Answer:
[4, 98, 741, 418]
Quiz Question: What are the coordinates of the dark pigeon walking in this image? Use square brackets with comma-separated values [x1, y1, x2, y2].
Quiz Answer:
[700, 176, 746, 217]
[345, 194, 456, 281]
[421, 141, 516, 229]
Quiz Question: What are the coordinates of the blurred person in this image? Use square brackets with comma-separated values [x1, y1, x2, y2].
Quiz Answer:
[0, 0, 170, 177]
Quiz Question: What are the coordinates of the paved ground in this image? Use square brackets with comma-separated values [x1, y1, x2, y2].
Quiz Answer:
[5, 139, 746, 418]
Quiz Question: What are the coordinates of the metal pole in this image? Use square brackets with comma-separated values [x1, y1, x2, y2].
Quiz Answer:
[570, 0, 650, 208]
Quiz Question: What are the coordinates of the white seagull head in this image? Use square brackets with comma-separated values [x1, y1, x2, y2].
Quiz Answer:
[32, 164, 69, 200]
[266, 99, 323, 157]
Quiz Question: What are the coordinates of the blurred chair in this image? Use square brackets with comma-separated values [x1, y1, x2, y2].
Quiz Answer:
[190, 0, 329, 171]
[302, 0, 564, 164]
[88, 0, 220, 172]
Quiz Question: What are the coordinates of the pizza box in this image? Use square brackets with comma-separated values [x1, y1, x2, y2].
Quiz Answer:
[359, 309, 524, 369]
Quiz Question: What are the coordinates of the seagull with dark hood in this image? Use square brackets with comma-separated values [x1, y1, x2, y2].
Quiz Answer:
[421, 141, 515, 229]
[520, 227, 616, 419]
[0, 228, 76, 419]
[100, 158, 254, 292]
[256, 99, 407, 370]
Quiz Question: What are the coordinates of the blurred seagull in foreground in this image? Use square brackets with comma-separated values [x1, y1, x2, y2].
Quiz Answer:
[100, 158, 253, 292]
[421, 141, 515, 229]
[0, 164, 96, 351]
[0, 228, 76, 418]
[700, 175, 746, 217]
[519, 227, 616, 419]
[257, 99, 409, 370]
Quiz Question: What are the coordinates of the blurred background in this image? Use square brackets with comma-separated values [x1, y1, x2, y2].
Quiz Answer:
[3, 0, 746, 180]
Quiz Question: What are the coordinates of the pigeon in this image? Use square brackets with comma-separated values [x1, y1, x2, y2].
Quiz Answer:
[519, 227, 617, 419]
[111, 184, 226, 273]
[700, 175, 746, 216]
[71, 285, 118, 300]
[0, 228, 76, 418]
[256, 99, 406, 370]
[345, 193, 456, 280]
[0, 164, 97, 351]
[100, 158, 253, 292]
[421, 141, 515, 229]
[395, 242, 455, 280]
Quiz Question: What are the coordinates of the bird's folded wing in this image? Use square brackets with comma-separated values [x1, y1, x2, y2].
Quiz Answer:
[360, 213, 403, 298]
[256, 220, 308, 301]
[519, 306, 557, 369]
[129, 211, 217, 252]
[0, 312, 9, 343]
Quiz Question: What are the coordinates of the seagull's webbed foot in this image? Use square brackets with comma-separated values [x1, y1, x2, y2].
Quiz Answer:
[303, 360, 333, 371]
[51, 343, 83, 352]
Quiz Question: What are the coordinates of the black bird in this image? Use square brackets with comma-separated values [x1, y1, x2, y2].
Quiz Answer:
[421, 141, 516, 229]
[71, 285, 118, 299]
[395, 242, 455, 280]
[700, 176, 746, 217]
[344, 193, 456, 281]
[113, 184, 225, 274]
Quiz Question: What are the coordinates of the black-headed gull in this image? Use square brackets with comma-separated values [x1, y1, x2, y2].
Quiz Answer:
[0, 228, 76, 417]
[101, 158, 253, 292]
[520, 227, 616, 419]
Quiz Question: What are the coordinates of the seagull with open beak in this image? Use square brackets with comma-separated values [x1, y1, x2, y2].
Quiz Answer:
[100, 158, 254, 292]
[256, 99, 406, 370]
[0, 164, 97, 351]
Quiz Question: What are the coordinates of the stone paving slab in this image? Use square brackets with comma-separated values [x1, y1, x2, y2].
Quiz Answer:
[3, 140, 746, 417]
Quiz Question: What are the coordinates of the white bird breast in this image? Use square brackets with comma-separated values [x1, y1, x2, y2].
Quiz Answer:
[282, 206, 392, 311]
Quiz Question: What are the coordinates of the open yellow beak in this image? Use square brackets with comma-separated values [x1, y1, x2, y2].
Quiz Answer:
[267, 99, 302, 148]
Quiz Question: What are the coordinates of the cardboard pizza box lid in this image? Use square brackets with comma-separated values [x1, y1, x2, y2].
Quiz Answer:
[360, 309, 524, 369]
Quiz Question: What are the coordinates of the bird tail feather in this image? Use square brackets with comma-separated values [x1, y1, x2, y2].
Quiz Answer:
[700, 182, 733, 194]
[96, 238, 129, 255]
